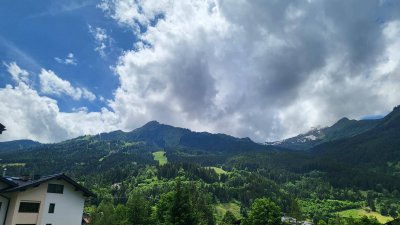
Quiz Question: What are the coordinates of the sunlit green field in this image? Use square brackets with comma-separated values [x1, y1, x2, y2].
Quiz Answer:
[205, 166, 228, 175]
[338, 208, 393, 224]
[215, 201, 241, 222]
[1, 163, 26, 167]
[153, 151, 167, 165]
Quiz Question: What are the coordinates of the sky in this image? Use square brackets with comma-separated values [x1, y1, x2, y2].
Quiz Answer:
[1, 0, 400, 143]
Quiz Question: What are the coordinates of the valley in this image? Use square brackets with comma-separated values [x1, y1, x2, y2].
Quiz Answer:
[1, 107, 400, 224]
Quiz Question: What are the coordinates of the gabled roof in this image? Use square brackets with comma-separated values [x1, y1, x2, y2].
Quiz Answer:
[0, 176, 17, 188]
[0, 173, 95, 197]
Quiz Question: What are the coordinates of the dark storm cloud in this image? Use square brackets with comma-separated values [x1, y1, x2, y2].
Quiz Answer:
[167, 50, 217, 118]
[323, 1, 385, 67]
[107, 0, 400, 141]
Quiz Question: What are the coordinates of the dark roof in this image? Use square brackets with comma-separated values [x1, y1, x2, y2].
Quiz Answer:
[0, 176, 18, 188]
[0, 173, 95, 197]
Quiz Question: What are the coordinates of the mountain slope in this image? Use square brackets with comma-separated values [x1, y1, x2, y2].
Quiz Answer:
[268, 117, 380, 150]
[0, 121, 269, 178]
[93, 121, 266, 153]
[312, 106, 400, 165]
[0, 139, 42, 151]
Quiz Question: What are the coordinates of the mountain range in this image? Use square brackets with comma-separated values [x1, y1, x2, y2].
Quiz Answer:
[312, 105, 400, 165]
[92, 120, 266, 153]
[0, 107, 393, 153]
[1, 106, 399, 156]
[0, 139, 41, 151]
[268, 116, 381, 150]
[0, 105, 399, 181]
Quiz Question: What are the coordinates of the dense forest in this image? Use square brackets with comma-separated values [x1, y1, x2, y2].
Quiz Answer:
[1, 106, 400, 224]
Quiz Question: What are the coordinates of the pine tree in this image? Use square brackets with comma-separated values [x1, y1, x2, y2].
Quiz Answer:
[155, 191, 174, 225]
[126, 191, 153, 225]
[171, 180, 197, 225]
[222, 211, 237, 225]
[242, 197, 282, 225]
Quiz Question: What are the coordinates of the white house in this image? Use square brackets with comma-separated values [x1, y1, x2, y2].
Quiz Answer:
[0, 173, 94, 225]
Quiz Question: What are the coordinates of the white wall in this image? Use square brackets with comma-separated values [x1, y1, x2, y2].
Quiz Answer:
[0, 181, 10, 225]
[3, 178, 87, 225]
[5, 183, 46, 225]
[40, 180, 85, 225]
[0, 195, 9, 225]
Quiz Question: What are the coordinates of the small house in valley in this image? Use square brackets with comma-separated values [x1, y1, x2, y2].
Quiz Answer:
[0, 173, 94, 225]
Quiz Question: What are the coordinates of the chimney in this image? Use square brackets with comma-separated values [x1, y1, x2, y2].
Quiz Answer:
[21, 175, 30, 181]
[2, 168, 6, 177]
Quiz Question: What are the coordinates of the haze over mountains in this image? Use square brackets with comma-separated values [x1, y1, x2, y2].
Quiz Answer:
[1, 106, 399, 155]
[1, 105, 399, 169]
[268, 116, 381, 150]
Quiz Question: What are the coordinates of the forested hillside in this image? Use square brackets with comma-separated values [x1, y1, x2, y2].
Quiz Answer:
[268, 117, 380, 150]
[0, 107, 399, 224]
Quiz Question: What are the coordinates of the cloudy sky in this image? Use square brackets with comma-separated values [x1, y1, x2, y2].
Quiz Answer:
[1, 0, 400, 143]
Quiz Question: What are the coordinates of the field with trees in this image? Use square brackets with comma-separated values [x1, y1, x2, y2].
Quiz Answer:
[1, 107, 400, 224]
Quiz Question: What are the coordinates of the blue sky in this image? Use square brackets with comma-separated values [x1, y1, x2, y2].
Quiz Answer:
[1, 0, 400, 143]
[0, 0, 134, 112]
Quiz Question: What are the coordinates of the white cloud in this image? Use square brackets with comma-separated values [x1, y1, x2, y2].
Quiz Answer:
[100, 0, 400, 141]
[4, 61, 30, 84]
[2, 1, 400, 143]
[88, 25, 110, 57]
[39, 69, 96, 101]
[0, 82, 119, 143]
[54, 53, 77, 65]
[98, 0, 168, 33]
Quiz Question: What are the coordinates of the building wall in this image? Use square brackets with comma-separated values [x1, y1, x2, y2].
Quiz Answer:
[39, 180, 85, 225]
[0, 195, 9, 225]
[0, 181, 10, 225]
[4, 179, 86, 225]
[4, 183, 47, 225]
[3, 193, 16, 225]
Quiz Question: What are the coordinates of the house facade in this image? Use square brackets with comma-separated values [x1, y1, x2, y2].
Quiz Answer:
[0, 173, 94, 225]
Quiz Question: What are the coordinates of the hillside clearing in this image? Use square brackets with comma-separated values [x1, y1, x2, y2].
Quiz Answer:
[215, 202, 241, 222]
[1, 163, 26, 167]
[153, 151, 167, 165]
[205, 166, 228, 175]
[338, 208, 393, 224]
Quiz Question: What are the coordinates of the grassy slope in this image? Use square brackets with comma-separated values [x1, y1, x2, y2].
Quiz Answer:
[153, 151, 167, 165]
[205, 166, 228, 175]
[338, 209, 393, 224]
[215, 202, 241, 222]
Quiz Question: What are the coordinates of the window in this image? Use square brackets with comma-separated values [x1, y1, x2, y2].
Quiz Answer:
[48, 203, 55, 213]
[18, 202, 40, 213]
[47, 184, 64, 194]
[46, 224, 52, 225]
[0, 202, 2, 211]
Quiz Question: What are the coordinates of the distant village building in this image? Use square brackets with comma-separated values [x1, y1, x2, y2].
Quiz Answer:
[82, 213, 91, 225]
[0, 173, 94, 225]
[282, 216, 314, 225]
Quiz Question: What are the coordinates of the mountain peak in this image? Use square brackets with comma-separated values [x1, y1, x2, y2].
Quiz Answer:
[143, 120, 161, 127]
[337, 117, 350, 123]
[331, 117, 354, 128]
[378, 105, 400, 128]
[393, 105, 400, 113]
